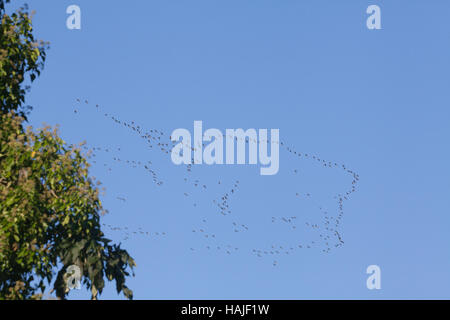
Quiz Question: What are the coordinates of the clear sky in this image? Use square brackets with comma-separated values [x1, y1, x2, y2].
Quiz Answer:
[10, 0, 450, 299]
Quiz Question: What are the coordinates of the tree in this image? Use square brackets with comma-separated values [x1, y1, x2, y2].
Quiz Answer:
[0, 0, 47, 119]
[0, 0, 136, 299]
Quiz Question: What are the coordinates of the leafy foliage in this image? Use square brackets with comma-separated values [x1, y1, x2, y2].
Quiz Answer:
[0, 113, 136, 300]
[0, 0, 136, 300]
[0, 0, 48, 119]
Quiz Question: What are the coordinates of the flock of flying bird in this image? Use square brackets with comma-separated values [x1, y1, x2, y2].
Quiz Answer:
[73, 98, 360, 266]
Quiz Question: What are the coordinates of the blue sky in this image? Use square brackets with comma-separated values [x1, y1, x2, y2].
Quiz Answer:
[10, 0, 450, 299]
